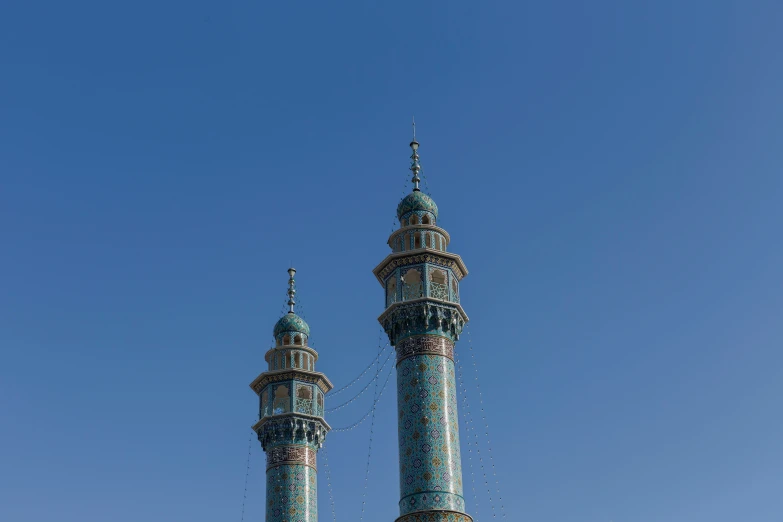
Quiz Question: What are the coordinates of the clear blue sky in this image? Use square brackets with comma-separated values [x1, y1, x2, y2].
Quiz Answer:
[1, 1, 782, 521]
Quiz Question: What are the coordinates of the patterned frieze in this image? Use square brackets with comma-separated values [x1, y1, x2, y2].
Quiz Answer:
[250, 369, 333, 395]
[254, 415, 329, 451]
[395, 510, 474, 522]
[379, 300, 467, 346]
[374, 251, 469, 286]
[396, 335, 454, 365]
[266, 444, 317, 471]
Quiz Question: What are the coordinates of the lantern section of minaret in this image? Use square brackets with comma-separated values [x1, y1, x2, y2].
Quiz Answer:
[249, 268, 333, 522]
[373, 131, 472, 522]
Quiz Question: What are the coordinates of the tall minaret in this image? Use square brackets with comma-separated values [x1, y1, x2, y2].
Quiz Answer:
[373, 129, 472, 522]
[250, 268, 333, 522]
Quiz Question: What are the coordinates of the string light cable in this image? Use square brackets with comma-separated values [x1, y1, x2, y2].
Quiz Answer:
[326, 345, 394, 413]
[328, 342, 390, 398]
[466, 323, 507, 519]
[331, 359, 395, 433]
[239, 430, 253, 522]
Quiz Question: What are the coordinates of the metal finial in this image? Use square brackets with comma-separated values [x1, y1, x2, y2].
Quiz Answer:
[409, 120, 421, 192]
[287, 267, 296, 313]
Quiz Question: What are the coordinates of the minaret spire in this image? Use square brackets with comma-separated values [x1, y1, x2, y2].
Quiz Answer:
[409, 118, 421, 192]
[286, 267, 296, 313]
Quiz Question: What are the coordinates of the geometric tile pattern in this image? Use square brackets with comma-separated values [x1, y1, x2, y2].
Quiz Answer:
[397, 349, 465, 516]
[266, 463, 318, 522]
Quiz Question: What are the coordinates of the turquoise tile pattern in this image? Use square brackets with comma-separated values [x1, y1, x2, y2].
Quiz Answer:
[266, 462, 318, 522]
[379, 182, 472, 522]
[397, 349, 465, 515]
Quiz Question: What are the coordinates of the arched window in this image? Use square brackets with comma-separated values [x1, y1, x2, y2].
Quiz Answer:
[261, 389, 268, 417]
[294, 352, 300, 368]
[411, 215, 419, 225]
[316, 390, 324, 415]
[273, 385, 290, 414]
[430, 269, 448, 300]
[386, 276, 398, 307]
[405, 233, 411, 250]
[424, 233, 430, 248]
[451, 278, 459, 302]
[296, 384, 313, 414]
[422, 215, 430, 225]
[283, 334, 290, 346]
[294, 334, 302, 346]
[414, 233, 422, 249]
[402, 218, 408, 227]
[402, 269, 423, 300]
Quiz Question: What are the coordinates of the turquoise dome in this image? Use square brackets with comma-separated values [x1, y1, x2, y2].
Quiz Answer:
[397, 191, 438, 220]
[273, 312, 310, 337]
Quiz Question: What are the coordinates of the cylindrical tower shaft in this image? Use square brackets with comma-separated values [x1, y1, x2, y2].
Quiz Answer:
[265, 444, 319, 521]
[395, 336, 466, 519]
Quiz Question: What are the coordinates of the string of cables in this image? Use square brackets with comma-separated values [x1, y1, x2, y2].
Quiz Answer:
[327, 341, 390, 398]
[238, 430, 254, 522]
[326, 344, 394, 413]
[330, 356, 395, 432]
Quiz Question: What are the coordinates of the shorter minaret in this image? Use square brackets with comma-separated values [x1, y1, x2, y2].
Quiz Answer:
[250, 268, 333, 522]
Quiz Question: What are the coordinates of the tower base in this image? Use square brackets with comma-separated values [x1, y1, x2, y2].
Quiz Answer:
[395, 510, 473, 522]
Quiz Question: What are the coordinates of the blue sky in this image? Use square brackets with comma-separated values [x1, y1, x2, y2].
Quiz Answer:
[1, 1, 782, 521]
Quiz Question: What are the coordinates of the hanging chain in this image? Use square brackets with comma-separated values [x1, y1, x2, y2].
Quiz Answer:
[240, 431, 253, 522]
[359, 328, 386, 521]
[456, 351, 480, 520]
[331, 360, 395, 432]
[466, 324, 506, 519]
[328, 342, 390, 398]
[322, 445, 337, 522]
[327, 346, 394, 412]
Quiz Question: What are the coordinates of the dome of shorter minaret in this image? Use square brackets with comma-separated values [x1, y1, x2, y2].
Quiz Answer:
[273, 312, 310, 338]
[397, 191, 439, 220]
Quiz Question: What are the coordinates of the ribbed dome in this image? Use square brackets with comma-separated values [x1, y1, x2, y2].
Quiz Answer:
[397, 191, 438, 220]
[273, 312, 310, 337]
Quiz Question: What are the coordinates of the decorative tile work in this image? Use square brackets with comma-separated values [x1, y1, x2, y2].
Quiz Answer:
[401, 492, 465, 513]
[250, 371, 332, 395]
[267, 445, 317, 471]
[397, 351, 464, 516]
[380, 301, 466, 346]
[256, 417, 329, 452]
[397, 191, 439, 220]
[376, 253, 467, 283]
[266, 463, 318, 522]
[395, 510, 473, 522]
[396, 336, 454, 364]
[273, 312, 310, 343]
